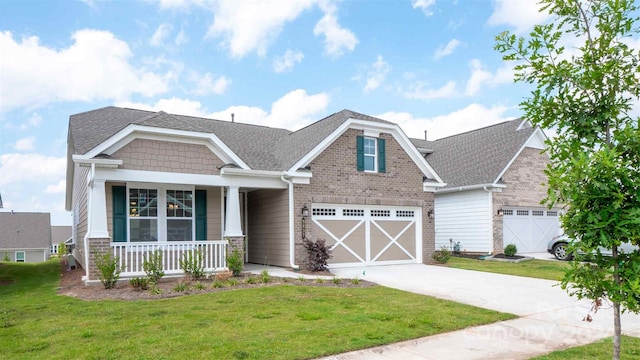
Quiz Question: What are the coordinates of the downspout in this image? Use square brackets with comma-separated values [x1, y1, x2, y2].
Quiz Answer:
[83, 163, 96, 280]
[280, 175, 299, 269]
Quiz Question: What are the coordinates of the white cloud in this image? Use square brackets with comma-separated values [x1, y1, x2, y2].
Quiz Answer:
[190, 72, 230, 95]
[0, 30, 170, 112]
[0, 153, 66, 186]
[20, 113, 42, 130]
[434, 38, 461, 60]
[13, 137, 36, 151]
[175, 29, 188, 46]
[314, 1, 359, 58]
[150, 23, 173, 47]
[117, 89, 329, 131]
[363, 55, 390, 93]
[404, 81, 457, 100]
[207, 0, 316, 58]
[272, 49, 304, 73]
[412, 0, 436, 16]
[45, 180, 66, 194]
[488, 0, 551, 34]
[465, 59, 514, 96]
[376, 103, 512, 140]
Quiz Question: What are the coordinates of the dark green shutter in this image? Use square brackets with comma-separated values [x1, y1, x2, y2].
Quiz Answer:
[356, 135, 364, 171]
[195, 190, 207, 241]
[112, 186, 127, 242]
[377, 138, 386, 173]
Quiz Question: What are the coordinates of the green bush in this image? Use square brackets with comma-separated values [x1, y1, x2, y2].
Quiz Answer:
[226, 248, 243, 276]
[180, 248, 205, 280]
[260, 269, 270, 283]
[431, 246, 452, 264]
[57, 242, 67, 257]
[504, 244, 518, 257]
[173, 280, 188, 292]
[143, 250, 165, 284]
[2, 252, 9, 262]
[94, 251, 121, 289]
[129, 277, 149, 291]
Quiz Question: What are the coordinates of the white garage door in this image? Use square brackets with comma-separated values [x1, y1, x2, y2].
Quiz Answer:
[311, 204, 422, 267]
[503, 208, 562, 253]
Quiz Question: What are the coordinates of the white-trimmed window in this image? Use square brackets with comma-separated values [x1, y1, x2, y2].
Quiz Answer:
[15, 251, 25, 262]
[128, 185, 194, 242]
[363, 137, 377, 172]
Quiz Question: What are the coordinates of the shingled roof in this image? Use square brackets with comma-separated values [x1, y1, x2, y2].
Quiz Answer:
[0, 212, 52, 249]
[422, 119, 536, 188]
[68, 107, 393, 171]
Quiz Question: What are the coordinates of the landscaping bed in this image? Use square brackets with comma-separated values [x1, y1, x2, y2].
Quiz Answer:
[58, 261, 373, 301]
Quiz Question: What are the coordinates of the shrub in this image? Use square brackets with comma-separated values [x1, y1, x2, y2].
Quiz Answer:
[246, 276, 256, 284]
[504, 244, 518, 257]
[315, 277, 324, 284]
[129, 277, 149, 291]
[332, 277, 341, 285]
[297, 276, 306, 282]
[303, 238, 333, 272]
[57, 242, 67, 257]
[94, 251, 121, 289]
[173, 281, 188, 292]
[193, 281, 205, 290]
[180, 248, 205, 280]
[351, 277, 361, 285]
[143, 250, 165, 284]
[212, 280, 224, 288]
[227, 278, 239, 286]
[2, 252, 9, 262]
[431, 246, 452, 264]
[226, 248, 243, 276]
[150, 283, 162, 295]
[214, 271, 232, 282]
[261, 269, 270, 283]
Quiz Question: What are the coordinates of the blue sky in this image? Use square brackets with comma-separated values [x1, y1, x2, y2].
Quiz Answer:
[0, 0, 556, 225]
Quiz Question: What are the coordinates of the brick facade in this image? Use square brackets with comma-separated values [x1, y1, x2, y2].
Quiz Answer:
[112, 138, 224, 175]
[293, 128, 436, 265]
[492, 147, 551, 252]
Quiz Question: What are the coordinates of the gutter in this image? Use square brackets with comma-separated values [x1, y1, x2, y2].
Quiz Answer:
[436, 183, 506, 194]
[280, 175, 299, 269]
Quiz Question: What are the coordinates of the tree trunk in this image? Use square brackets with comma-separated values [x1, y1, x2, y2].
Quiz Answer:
[612, 244, 621, 360]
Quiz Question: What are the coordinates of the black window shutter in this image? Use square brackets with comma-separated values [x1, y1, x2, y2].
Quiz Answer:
[112, 186, 127, 242]
[378, 138, 386, 173]
[195, 190, 207, 240]
[356, 135, 364, 171]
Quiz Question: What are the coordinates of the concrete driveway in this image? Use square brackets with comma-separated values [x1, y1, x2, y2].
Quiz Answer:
[319, 264, 640, 360]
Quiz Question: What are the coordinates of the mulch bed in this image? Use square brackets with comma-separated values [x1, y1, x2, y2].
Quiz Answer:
[491, 254, 527, 260]
[452, 253, 487, 260]
[57, 261, 373, 301]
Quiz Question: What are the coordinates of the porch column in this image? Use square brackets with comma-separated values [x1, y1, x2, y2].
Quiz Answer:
[87, 179, 109, 239]
[224, 186, 244, 237]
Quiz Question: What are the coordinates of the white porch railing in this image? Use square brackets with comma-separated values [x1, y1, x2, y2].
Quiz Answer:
[111, 240, 228, 277]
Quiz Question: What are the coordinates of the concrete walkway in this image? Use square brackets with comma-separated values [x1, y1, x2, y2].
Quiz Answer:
[246, 263, 640, 360]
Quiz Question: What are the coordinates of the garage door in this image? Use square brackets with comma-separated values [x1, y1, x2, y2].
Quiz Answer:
[503, 208, 562, 253]
[311, 204, 422, 266]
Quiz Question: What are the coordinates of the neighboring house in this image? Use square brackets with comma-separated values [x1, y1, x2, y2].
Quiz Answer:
[66, 107, 445, 283]
[412, 119, 562, 254]
[50, 226, 73, 254]
[0, 212, 52, 262]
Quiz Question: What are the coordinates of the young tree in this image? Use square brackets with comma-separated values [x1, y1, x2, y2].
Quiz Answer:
[495, 1, 640, 359]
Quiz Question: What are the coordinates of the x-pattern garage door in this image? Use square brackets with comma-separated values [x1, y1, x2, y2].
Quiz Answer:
[503, 208, 561, 253]
[311, 204, 421, 266]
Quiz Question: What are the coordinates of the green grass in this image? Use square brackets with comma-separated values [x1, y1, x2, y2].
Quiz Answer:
[446, 257, 570, 281]
[0, 260, 515, 360]
[532, 336, 640, 359]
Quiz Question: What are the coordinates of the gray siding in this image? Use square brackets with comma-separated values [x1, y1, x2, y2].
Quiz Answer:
[72, 165, 90, 269]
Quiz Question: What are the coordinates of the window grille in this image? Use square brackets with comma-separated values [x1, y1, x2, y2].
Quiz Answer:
[343, 209, 364, 217]
[312, 208, 336, 216]
[502, 209, 514, 216]
[532, 210, 544, 216]
[547, 211, 558, 216]
[396, 210, 415, 217]
[371, 209, 391, 217]
[516, 210, 529, 216]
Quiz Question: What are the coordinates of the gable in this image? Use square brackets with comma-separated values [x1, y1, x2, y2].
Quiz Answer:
[112, 138, 225, 175]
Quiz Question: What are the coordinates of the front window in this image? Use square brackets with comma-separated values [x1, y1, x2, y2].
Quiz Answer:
[363, 137, 377, 172]
[129, 188, 158, 242]
[15, 251, 25, 262]
[166, 190, 193, 241]
[128, 187, 194, 242]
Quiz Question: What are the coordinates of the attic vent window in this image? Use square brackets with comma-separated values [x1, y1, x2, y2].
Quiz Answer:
[312, 208, 336, 216]
[371, 210, 390, 217]
[343, 209, 364, 217]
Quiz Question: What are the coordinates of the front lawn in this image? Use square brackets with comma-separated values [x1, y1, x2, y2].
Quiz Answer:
[0, 261, 515, 359]
[446, 256, 570, 281]
[532, 336, 640, 359]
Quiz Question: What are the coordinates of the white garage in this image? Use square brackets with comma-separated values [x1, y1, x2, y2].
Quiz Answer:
[311, 204, 422, 267]
[502, 208, 562, 253]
